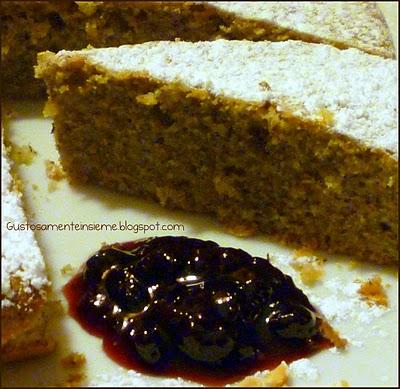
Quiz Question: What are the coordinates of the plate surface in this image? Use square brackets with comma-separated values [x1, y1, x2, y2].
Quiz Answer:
[2, 3, 398, 387]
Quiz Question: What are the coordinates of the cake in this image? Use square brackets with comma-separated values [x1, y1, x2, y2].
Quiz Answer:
[35, 40, 398, 265]
[1, 137, 54, 362]
[2, 1, 394, 97]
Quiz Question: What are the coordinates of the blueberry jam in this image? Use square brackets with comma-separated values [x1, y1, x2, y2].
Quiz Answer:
[64, 236, 331, 386]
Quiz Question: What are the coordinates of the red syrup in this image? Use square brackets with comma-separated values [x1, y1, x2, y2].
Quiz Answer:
[63, 236, 332, 386]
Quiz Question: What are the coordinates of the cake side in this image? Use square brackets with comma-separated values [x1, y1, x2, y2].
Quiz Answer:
[35, 42, 398, 264]
[1, 138, 55, 361]
[2, 1, 395, 97]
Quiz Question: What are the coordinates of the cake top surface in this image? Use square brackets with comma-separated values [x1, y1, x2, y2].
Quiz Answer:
[1, 141, 49, 308]
[207, 1, 394, 58]
[48, 40, 398, 157]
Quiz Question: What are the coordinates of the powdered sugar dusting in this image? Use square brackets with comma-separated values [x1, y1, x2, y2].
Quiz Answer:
[289, 358, 319, 381]
[313, 276, 388, 324]
[53, 40, 397, 157]
[1, 140, 49, 307]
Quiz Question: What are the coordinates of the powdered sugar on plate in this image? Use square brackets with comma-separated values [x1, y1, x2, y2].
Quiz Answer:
[289, 358, 319, 381]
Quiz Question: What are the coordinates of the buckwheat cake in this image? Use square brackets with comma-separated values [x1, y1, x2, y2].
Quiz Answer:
[2, 1, 394, 97]
[1, 137, 54, 362]
[35, 40, 398, 265]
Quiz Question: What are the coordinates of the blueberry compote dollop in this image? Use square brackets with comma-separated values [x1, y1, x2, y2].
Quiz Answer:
[64, 237, 331, 385]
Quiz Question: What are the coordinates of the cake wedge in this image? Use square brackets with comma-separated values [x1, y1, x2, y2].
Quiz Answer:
[35, 40, 398, 264]
[1, 136, 55, 362]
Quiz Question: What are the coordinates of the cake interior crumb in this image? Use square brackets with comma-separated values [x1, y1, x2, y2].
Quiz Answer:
[357, 275, 389, 307]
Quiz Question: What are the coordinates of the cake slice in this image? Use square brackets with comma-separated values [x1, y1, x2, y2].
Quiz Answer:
[2, 1, 394, 97]
[35, 40, 398, 264]
[1, 137, 54, 362]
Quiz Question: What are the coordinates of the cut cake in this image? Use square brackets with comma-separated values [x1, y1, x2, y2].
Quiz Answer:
[35, 40, 398, 264]
[1, 137, 54, 362]
[2, 1, 394, 97]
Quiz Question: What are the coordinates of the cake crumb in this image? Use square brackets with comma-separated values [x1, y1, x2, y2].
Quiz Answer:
[45, 160, 66, 181]
[64, 372, 87, 387]
[291, 250, 325, 285]
[236, 362, 288, 387]
[357, 275, 388, 307]
[10, 144, 37, 165]
[319, 321, 347, 349]
[61, 352, 87, 386]
[61, 352, 86, 369]
[259, 80, 271, 91]
[60, 264, 75, 276]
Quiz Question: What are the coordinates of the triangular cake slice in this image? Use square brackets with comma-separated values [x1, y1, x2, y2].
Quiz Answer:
[1, 137, 55, 361]
[207, 1, 395, 57]
[36, 40, 398, 264]
[2, 1, 394, 97]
